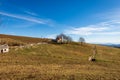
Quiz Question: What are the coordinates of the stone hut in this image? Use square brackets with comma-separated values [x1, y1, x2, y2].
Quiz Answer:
[0, 44, 9, 53]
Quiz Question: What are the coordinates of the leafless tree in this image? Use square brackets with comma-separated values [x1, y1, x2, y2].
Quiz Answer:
[79, 37, 85, 45]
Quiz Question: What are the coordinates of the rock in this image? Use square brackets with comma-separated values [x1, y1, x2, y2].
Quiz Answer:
[88, 56, 96, 61]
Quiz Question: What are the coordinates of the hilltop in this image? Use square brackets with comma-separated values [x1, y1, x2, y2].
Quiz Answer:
[0, 36, 120, 80]
[0, 34, 51, 46]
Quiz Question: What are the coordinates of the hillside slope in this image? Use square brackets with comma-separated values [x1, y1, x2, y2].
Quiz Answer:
[0, 43, 120, 80]
[0, 34, 51, 44]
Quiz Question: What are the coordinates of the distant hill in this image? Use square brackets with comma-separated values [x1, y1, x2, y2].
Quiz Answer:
[99, 43, 120, 48]
[0, 34, 51, 46]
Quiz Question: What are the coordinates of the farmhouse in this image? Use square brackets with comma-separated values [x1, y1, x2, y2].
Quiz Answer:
[56, 36, 68, 43]
[56, 36, 62, 43]
[0, 44, 9, 53]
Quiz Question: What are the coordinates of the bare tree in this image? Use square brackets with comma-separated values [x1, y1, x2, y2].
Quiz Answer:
[79, 37, 85, 45]
[67, 36, 72, 42]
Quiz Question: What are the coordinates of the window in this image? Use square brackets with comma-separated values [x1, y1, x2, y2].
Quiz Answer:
[4, 49, 6, 51]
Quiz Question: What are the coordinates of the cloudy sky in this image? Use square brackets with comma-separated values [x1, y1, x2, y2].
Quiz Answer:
[0, 0, 120, 43]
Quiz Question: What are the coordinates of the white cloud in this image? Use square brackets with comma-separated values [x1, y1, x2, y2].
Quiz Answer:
[96, 32, 120, 35]
[65, 27, 108, 35]
[0, 11, 53, 25]
[67, 8, 120, 43]
[95, 8, 120, 20]
[24, 11, 38, 16]
[65, 20, 120, 36]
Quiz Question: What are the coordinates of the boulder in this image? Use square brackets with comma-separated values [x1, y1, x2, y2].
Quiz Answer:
[88, 56, 96, 61]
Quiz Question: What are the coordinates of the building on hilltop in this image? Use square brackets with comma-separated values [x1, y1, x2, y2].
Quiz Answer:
[56, 34, 72, 43]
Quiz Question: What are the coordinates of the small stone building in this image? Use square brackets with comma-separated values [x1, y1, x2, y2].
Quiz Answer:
[0, 44, 9, 53]
[56, 37, 62, 43]
[56, 36, 68, 43]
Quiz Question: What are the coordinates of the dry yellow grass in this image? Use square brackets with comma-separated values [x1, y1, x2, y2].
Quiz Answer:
[0, 43, 120, 80]
[0, 34, 51, 44]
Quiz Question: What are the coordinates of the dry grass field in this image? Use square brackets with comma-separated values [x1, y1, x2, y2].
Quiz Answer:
[0, 42, 120, 80]
[0, 34, 51, 44]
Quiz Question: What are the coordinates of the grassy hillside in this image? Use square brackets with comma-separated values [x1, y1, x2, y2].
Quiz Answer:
[0, 34, 51, 45]
[0, 43, 120, 80]
[0, 38, 26, 46]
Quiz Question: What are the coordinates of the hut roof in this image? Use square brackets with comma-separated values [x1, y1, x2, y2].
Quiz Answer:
[0, 44, 9, 49]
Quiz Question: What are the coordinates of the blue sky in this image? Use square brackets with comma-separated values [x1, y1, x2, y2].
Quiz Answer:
[0, 0, 120, 43]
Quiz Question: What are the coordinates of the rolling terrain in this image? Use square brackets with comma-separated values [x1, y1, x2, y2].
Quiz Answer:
[0, 34, 120, 80]
[0, 34, 51, 45]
